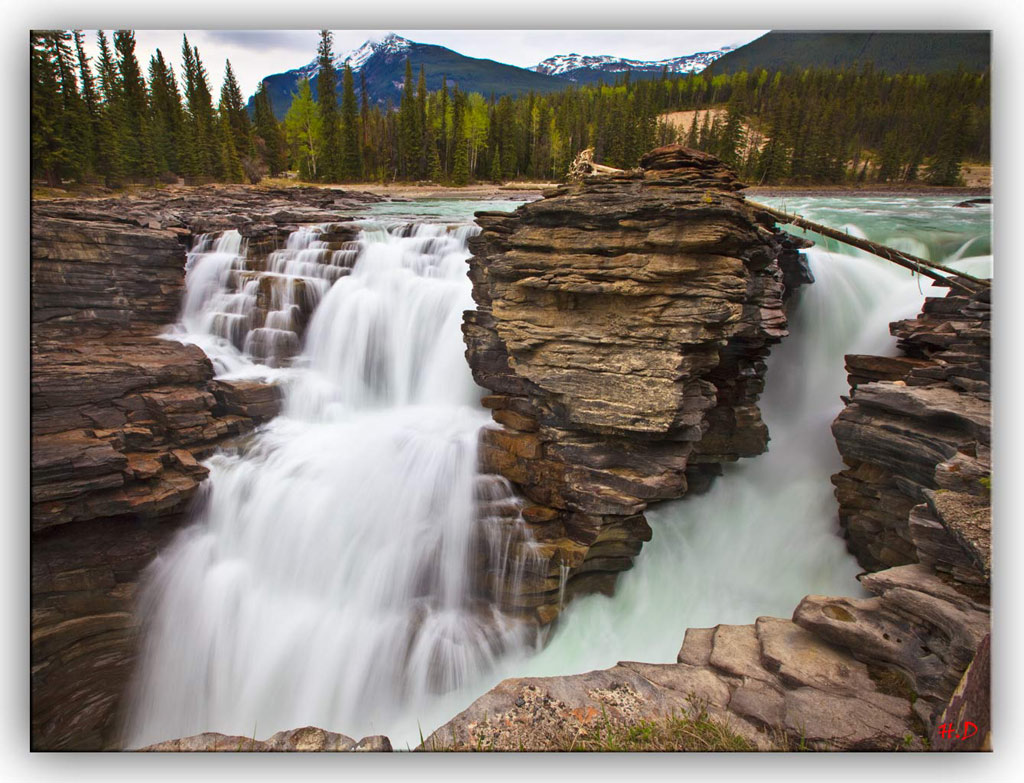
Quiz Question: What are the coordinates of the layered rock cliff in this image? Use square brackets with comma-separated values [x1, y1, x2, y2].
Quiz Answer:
[430, 278, 992, 753]
[30, 185, 378, 750]
[463, 146, 812, 620]
[832, 287, 991, 576]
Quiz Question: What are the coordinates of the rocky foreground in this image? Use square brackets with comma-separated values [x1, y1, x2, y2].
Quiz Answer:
[30, 185, 380, 750]
[30, 159, 990, 753]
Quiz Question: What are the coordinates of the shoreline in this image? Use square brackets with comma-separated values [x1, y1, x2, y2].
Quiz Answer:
[31, 179, 991, 205]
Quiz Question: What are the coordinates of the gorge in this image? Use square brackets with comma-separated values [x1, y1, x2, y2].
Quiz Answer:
[29, 150, 991, 752]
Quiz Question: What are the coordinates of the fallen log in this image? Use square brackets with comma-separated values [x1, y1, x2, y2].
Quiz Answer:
[747, 200, 989, 294]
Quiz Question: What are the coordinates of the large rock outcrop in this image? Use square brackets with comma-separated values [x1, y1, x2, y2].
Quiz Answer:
[432, 189, 991, 752]
[30, 186, 376, 750]
[831, 287, 991, 576]
[463, 146, 811, 620]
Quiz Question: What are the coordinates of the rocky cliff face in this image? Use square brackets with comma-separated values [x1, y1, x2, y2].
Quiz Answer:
[832, 287, 991, 577]
[463, 146, 812, 620]
[30, 185, 378, 750]
[430, 282, 992, 752]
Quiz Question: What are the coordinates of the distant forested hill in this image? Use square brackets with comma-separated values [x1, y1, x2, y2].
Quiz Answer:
[709, 31, 990, 75]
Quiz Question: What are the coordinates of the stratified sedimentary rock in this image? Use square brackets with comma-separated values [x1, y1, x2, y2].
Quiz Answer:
[30, 185, 375, 750]
[463, 146, 811, 620]
[141, 726, 392, 752]
[432, 185, 991, 753]
[831, 286, 991, 575]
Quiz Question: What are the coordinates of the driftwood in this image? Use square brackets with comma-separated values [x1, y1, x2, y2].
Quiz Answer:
[567, 149, 627, 181]
[748, 200, 989, 294]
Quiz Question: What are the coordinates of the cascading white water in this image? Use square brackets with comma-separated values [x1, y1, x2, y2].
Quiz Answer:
[127, 217, 536, 748]
[131, 195, 991, 750]
[167, 224, 360, 377]
[368, 197, 993, 747]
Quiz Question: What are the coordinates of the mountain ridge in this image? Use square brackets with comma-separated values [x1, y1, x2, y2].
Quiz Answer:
[530, 47, 732, 83]
[249, 33, 730, 119]
[708, 31, 991, 74]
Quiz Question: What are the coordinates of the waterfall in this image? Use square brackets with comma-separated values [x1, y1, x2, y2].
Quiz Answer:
[131, 196, 991, 750]
[372, 198, 992, 747]
[127, 219, 537, 748]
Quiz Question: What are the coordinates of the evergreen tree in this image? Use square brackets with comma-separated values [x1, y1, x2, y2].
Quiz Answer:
[439, 76, 449, 176]
[927, 106, 967, 186]
[89, 30, 125, 184]
[398, 59, 418, 178]
[339, 62, 361, 179]
[219, 59, 252, 158]
[253, 82, 287, 175]
[30, 33, 64, 185]
[180, 37, 221, 179]
[148, 49, 184, 175]
[284, 78, 321, 180]
[315, 30, 341, 181]
[113, 30, 158, 179]
[359, 71, 370, 175]
[72, 30, 99, 176]
[416, 65, 428, 178]
[48, 31, 91, 181]
[450, 88, 470, 185]
[218, 110, 244, 182]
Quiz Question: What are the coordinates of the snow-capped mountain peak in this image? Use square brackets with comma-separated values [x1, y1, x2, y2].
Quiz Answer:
[297, 33, 413, 78]
[532, 47, 734, 79]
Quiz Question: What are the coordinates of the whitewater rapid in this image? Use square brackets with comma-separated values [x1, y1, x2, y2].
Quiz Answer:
[127, 196, 992, 749]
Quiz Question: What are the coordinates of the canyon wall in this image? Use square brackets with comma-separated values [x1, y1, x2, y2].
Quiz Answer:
[30, 186, 377, 749]
[463, 146, 812, 621]
[430, 277, 992, 752]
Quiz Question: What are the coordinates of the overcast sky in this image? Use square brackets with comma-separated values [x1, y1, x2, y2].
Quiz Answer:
[80, 29, 767, 99]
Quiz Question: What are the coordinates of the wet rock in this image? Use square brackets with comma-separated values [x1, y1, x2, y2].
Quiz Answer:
[465, 147, 812, 616]
[31, 190, 305, 750]
[831, 287, 990, 572]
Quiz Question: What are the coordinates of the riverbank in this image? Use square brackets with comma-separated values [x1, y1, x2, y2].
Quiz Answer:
[34, 174, 991, 204]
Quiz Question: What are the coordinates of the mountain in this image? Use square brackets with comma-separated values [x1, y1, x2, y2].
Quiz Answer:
[252, 33, 573, 119]
[707, 31, 990, 75]
[531, 47, 733, 84]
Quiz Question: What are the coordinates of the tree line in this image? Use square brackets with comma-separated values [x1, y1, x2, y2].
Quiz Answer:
[31, 29, 990, 189]
[31, 30, 286, 187]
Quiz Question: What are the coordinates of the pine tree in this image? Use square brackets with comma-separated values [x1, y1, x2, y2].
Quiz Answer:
[113, 30, 158, 179]
[416, 65, 428, 178]
[284, 78, 321, 180]
[439, 76, 449, 176]
[219, 111, 244, 182]
[398, 59, 418, 179]
[30, 33, 64, 186]
[72, 31, 99, 177]
[359, 71, 371, 176]
[450, 88, 470, 185]
[219, 60, 252, 158]
[148, 49, 184, 175]
[315, 30, 341, 181]
[339, 62, 361, 180]
[180, 38, 220, 179]
[93, 30, 126, 183]
[48, 31, 91, 182]
[253, 82, 287, 175]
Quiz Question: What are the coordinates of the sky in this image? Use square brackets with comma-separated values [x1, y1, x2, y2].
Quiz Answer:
[80, 29, 768, 100]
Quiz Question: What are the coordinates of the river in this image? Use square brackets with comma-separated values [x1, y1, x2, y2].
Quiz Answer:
[125, 194, 992, 749]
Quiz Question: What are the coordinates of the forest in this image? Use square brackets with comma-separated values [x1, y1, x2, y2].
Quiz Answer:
[31, 30, 991, 189]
